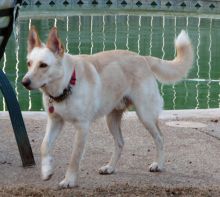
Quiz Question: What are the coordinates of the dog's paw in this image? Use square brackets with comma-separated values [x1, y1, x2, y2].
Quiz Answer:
[99, 165, 115, 175]
[58, 176, 78, 189]
[41, 156, 53, 181]
[149, 162, 162, 172]
[42, 171, 53, 181]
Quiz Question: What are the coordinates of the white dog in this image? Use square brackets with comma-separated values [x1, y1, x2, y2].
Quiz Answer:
[22, 27, 193, 188]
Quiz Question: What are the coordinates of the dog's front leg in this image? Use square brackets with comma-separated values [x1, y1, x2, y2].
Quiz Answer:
[59, 121, 89, 188]
[41, 116, 64, 181]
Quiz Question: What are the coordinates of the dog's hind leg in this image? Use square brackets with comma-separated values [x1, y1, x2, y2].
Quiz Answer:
[99, 110, 124, 175]
[59, 121, 90, 188]
[136, 108, 164, 172]
[131, 80, 164, 172]
[41, 116, 64, 181]
[147, 120, 164, 172]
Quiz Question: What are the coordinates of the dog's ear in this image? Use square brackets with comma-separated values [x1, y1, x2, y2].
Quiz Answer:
[28, 26, 42, 53]
[46, 27, 64, 57]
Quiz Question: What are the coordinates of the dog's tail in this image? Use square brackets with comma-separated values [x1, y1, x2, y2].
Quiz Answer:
[146, 30, 193, 84]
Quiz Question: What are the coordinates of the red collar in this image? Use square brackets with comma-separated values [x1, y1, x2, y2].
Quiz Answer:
[49, 67, 76, 101]
[70, 68, 76, 85]
[48, 68, 76, 113]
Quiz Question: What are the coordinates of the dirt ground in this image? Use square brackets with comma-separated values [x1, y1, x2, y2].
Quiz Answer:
[1, 110, 220, 196]
[1, 184, 220, 196]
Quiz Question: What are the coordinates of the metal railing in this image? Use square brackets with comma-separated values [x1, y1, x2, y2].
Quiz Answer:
[20, 0, 220, 11]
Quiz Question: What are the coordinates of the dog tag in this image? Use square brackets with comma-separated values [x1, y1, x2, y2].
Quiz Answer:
[49, 106, 54, 113]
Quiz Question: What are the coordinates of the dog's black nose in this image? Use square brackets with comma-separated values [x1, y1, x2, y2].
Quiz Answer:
[22, 77, 31, 88]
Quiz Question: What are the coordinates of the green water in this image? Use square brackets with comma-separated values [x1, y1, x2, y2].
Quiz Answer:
[1, 11, 220, 111]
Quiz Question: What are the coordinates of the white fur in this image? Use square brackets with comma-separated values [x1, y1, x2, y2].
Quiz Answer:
[41, 156, 53, 180]
[147, 30, 193, 84]
[23, 29, 193, 188]
[175, 30, 190, 47]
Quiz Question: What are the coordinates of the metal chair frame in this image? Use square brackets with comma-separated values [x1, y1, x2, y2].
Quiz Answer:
[0, 0, 35, 167]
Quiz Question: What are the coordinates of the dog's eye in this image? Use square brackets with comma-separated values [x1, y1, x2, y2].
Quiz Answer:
[27, 62, 31, 67]
[39, 63, 48, 68]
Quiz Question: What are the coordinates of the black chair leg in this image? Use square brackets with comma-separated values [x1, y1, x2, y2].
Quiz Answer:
[0, 70, 35, 167]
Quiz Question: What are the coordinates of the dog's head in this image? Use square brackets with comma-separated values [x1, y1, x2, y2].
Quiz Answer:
[22, 26, 64, 90]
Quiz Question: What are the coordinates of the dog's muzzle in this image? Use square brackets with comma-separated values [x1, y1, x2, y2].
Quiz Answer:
[22, 77, 32, 89]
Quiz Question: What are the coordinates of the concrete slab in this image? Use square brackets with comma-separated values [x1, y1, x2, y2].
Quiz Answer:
[0, 108, 220, 120]
[0, 110, 220, 196]
[165, 121, 207, 128]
